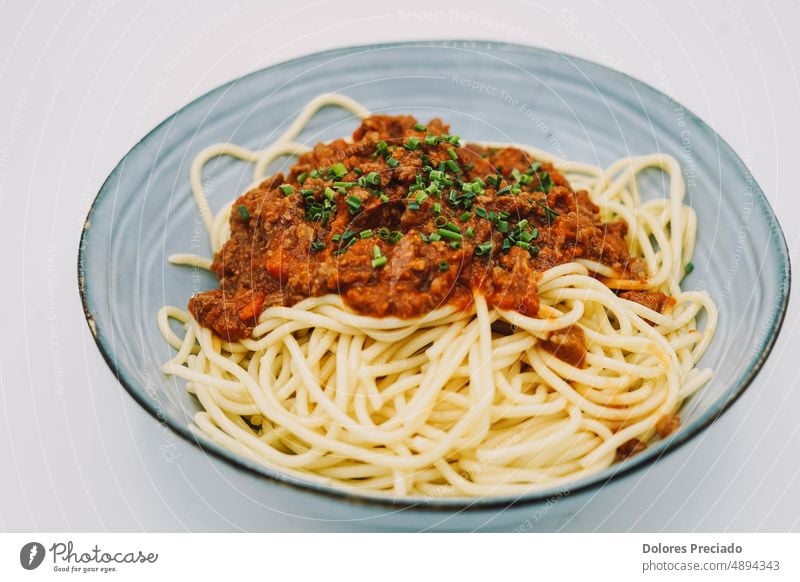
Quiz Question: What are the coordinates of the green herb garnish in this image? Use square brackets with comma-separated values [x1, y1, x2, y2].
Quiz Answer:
[329, 163, 347, 179]
[475, 242, 493, 257]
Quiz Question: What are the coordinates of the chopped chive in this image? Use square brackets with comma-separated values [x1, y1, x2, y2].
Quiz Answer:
[475, 242, 493, 257]
[413, 122, 427, 131]
[429, 169, 445, 181]
[297, 172, 308, 185]
[459, 211, 472, 221]
[449, 241, 461, 249]
[309, 169, 320, 179]
[516, 240, 531, 250]
[376, 228, 402, 244]
[497, 220, 509, 233]
[475, 207, 487, 218]
[429, 232, 442, 242]
[324, 187, 337, 201]
[415, 191, 429, 203]
[379, 193, 389, 203]
[408, 201, 420, 211]
[332, 231, 357, 255]
[310, 241, 325, 252]
[466, 226, 474, 238]
[371, 256, 387, 268]
[424, 134, 439, 146]
[346, 196, 362, 214]
[365, 171, 381, 185]
[685, 262, 695, 275]
[433, 202, 442, 215]
[445, 159, 460, 173]
[425, 183, 440, 196]
[360, 229, 373, 239]
[496, 185, 512, 196]
[330, 163, 347, 178]
[438, 261, 449, 272]
[237, 205, 250, 221]
[434, 216, 448, 227]
[333, 181, 354, 189]
[529, 245, 540, 257]
[300, 189, 315, 197]
[437, 228, 462, 241]
[375, 141, 388, 156]
[447, 148, 458, 160]
[529, 162, 542, 173]
[444, 221, 461, 233]
[531, 227, 539, 239]
[279, 184, 294, 196]
[386, 157, 399, 168]
[372, 245, 382, 259]
[536, 171, 553, 192]
[405, 136, 420, 150]
[535, 199, 560, 222]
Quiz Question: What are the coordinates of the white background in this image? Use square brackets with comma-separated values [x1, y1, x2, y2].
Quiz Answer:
[1, 0, 798, 532]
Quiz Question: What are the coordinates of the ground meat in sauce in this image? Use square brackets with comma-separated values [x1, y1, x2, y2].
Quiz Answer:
[540, 326, 587, 368]
[619, 290, 672, 314]
[614, 416, 681, 462]
[189, 114, 655, 341]
[615, 438, 647, 462]
[656, 414, 681, 438]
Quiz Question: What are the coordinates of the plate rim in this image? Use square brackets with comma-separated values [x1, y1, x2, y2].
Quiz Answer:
[77, 39, 792, 512]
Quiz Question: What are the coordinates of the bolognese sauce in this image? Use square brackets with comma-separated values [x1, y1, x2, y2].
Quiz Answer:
[189, 115, 666, 345]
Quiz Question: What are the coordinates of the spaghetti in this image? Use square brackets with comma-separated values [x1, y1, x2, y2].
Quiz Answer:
[158, 94, 717, 497]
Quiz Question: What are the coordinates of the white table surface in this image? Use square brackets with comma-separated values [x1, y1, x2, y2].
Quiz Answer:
[1, 0, 798, 532]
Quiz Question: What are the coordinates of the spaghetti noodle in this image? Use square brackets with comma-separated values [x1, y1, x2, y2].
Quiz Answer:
[158, 94, 717, 497]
